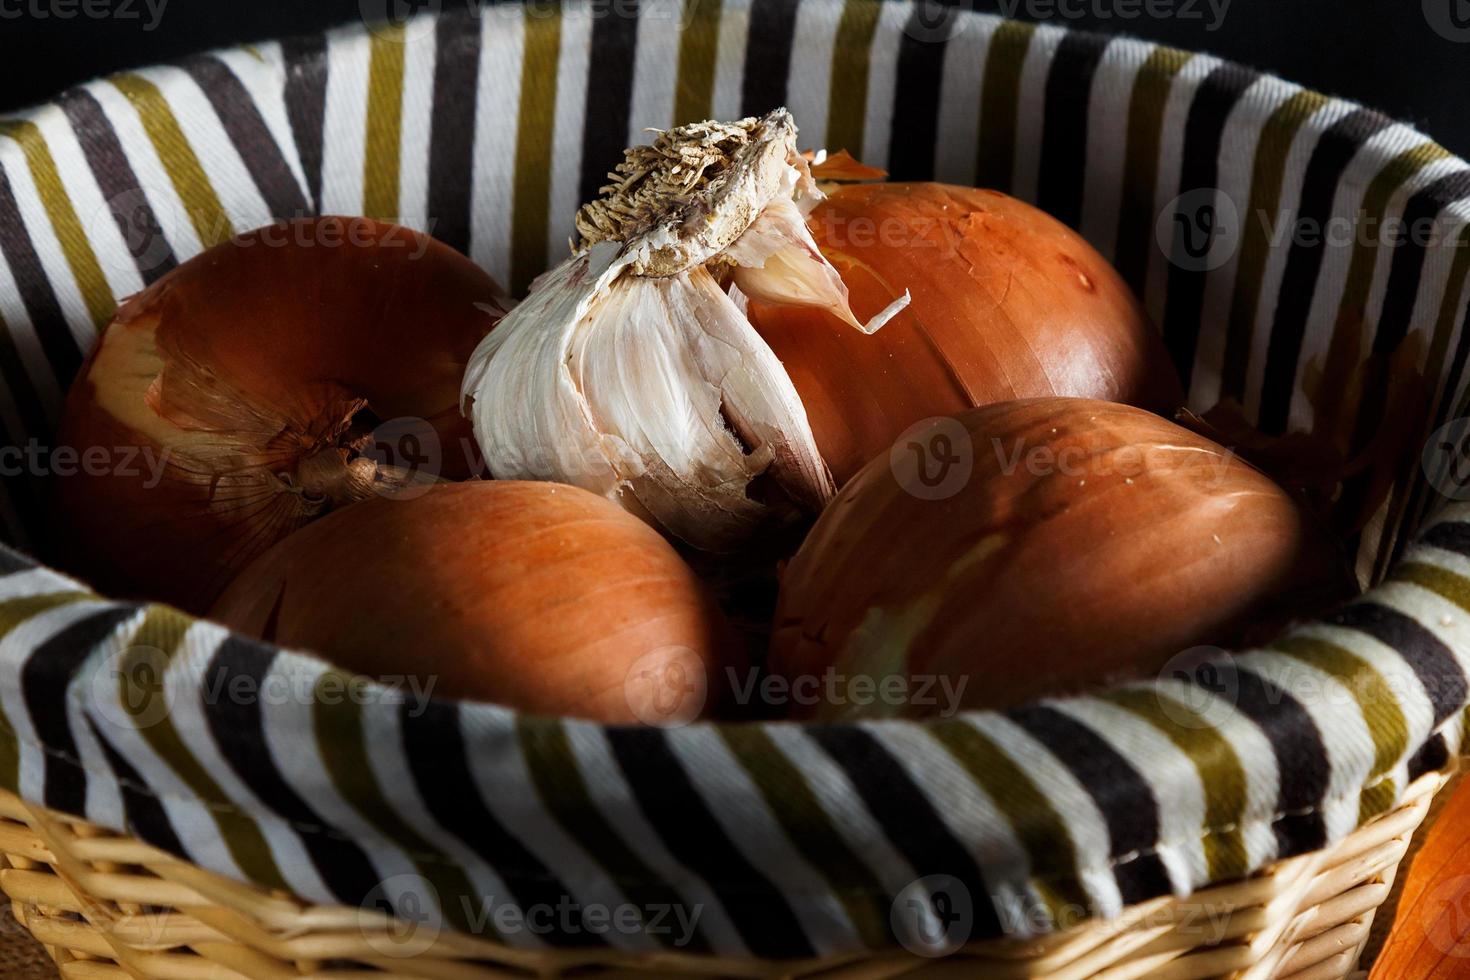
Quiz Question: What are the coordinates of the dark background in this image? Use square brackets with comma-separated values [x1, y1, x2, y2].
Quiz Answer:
[0, 0, 1465, 156]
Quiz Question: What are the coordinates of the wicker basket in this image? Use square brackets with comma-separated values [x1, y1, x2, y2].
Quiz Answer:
[2, 1, 1470, 978]
[0, 773, 1446, 979]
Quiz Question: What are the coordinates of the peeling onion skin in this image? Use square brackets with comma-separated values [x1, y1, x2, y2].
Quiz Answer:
[210, 482, 745, 724]
[50, 218, 511, 614]
[746, 184, 1185, 486]
[770, 399, 1355, 718]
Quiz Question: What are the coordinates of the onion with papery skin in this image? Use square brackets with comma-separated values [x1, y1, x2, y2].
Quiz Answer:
[1369, 777, 1470, 978]
[211, 481, 742, 724]
[746, 183, 1185, 486]
[770, 398, 1353, 718]
[51, 218, 510, 614]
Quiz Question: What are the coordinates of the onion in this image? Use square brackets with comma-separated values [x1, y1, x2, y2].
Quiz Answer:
[1369, 778, 1470, 978]
[50, 218, 510, 614]
[745, 183, 1184, 486]
[210, 481, 742, 724]
[769, 398, 1353, 718]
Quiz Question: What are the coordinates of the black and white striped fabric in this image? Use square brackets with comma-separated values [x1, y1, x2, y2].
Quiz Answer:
[0, 0, 1468, 959]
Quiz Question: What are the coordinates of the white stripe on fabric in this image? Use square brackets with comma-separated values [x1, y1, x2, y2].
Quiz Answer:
[0, 567, 81, 599]
[1291, 621, 1438, 756]
[547, 2, 593, 257]
[1286, 123, 1424, 431]
[1146, 676, 1281, 869]
[765, 725, 919, 896]
[558, 721, 748, 956]
[319, 28, 373, 217]
[1369, 581, 1470, 677]
[76, 610, 252, 883]
[29, 103, 143, 305]
[931, 9, 989, 188]
[256, 651, 430, 924]
[866, 722, 1040, 932]
[965, 713, 1124, 920]
[629, 0, 682, 135]
[210, 44, 315, 205]
[856, 0, 908, 170]
[1050, 699, 1207, 896]
[664, 726, 860, 955]
[786, 0, 842, 148]
[397, 26, 439, 231]
[0, 129, 97, 352]
[1188, 76, 1297, 410]
[131, 65, 273, 234]
[165, 621, 336, 908]
[711, 0, 750, 122]
[1141, 53, 1220, 328]
[0, 242, 59, 433]
[87, 78, 206, 262]
[1240, 98, 1353, 422]
[457, 710, 661, 955]
[1008, 22, 1063, 206]
[1234, 650, 1378, 842]
[468, 9, 524, 286]
[0, 599, 116, 806]
[1079, 37, 1149, 261]
[356, 692, 544, 950]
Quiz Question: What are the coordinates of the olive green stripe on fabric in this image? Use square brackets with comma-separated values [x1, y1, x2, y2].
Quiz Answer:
[826, 0, 882, 158]
[363, 25, 408, 221]
[927, 719, 1091, 922]
[1270, 635, 1408, 825]
[1358, 776, 1398, 825]
[1220, 89, 1329, 400]
[516, 718, 711, 953]
[1390, 560, 1470, 610]
[674, 0, 722, 125]
[0, 591, 89, 636]
[1334, 142, 1452, 327]
[0, 120, 115, 328]
[312, 670, 480, 936]
[123, 606, 289, 894]
[1113, 47, 1193, 291]
[717, 725, 890, 946]
[510, 5, 562, 296]
[1101, 688, 1248, 882]
[974, 19, 1035, 193]
[109, 73, 234, 247]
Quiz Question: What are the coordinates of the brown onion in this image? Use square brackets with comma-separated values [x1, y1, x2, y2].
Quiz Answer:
[745, 183, 1184, 486]
[211, 481, 742, 724]
[50, 218, 510, 613]
[769, 398, 1353, 717]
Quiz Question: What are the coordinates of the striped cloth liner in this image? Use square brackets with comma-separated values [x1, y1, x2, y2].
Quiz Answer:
[0, 0, 1467, 958]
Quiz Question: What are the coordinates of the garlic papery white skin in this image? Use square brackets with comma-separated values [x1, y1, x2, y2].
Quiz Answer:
[461, 110, 908, 550]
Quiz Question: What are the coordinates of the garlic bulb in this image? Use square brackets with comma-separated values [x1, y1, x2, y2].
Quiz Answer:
[462, 111, 906, 550]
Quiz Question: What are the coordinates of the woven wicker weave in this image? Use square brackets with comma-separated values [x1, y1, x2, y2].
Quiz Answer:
[0, 773, 1444, 978]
